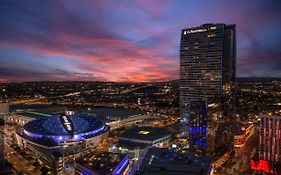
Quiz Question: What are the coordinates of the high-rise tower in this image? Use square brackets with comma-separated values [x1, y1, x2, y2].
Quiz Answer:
[180, 23, 236, 152]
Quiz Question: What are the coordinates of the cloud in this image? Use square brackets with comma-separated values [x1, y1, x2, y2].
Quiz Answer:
[0, 0, 280, 82]
[0, 62, 100, 82]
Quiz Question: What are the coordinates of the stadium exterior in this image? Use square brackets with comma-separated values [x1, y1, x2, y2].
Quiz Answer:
[16, 115, 109, 174]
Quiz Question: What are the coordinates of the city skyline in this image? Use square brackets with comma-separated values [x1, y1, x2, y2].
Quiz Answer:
[0, 0, 281, 83]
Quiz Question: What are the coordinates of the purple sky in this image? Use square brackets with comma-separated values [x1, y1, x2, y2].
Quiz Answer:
[0, 0, 280, 82]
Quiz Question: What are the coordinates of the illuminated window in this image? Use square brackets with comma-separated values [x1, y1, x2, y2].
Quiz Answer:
[208, 34, 216, 37]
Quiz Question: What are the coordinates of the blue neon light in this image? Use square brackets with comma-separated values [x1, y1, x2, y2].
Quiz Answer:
[114, 157, 129, 175]
[23, 124, 109, 143]
[189, 127, 207, 133]
[194, 140, 207, 147]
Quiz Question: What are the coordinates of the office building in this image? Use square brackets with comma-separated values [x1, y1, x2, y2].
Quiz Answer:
[180, 23, 236, 152]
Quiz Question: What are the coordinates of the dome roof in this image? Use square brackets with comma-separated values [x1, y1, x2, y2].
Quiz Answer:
[23, 115, 104, 136]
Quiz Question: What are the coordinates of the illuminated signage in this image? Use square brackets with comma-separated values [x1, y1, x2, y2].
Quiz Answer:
[183, 26, 217, 35]
[250, 159, 272, 173]
[184, 29, 207, 35]
[138, 131, 150, 135]
[60, 115, 74, 136]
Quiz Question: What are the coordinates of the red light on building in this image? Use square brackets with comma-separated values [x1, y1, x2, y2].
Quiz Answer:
[250, 159, 272, 173]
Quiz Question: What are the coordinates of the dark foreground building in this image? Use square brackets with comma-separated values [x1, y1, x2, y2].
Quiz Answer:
[75, 152, 130, 175]
[180, 23, 236, 155]
[135, 147, 211, 175]
[0, 118, 12, 175]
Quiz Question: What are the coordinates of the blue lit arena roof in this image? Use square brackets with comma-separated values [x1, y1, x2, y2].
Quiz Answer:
[24, 115, 103, 136]
[18, 115, 109, 147]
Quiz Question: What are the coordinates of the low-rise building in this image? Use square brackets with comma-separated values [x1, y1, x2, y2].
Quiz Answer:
[135, 147, 211, 175]
[75, 152, 130, 175]
[119, 126, 172, 147]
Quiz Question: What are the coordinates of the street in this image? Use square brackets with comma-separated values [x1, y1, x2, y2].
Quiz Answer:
[5, 143, 41, 175]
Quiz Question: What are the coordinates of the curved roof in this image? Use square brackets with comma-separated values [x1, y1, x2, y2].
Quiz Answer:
[23, 115, 104, 136]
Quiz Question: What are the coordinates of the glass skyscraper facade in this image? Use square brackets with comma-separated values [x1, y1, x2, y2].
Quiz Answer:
[180, 23, 236, 155]
[189, 101, 208, 156]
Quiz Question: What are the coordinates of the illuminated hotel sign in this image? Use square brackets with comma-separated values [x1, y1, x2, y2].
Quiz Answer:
[184, 29, 207, 34]
[60, 115, 74, 136]
[183, 26, 217, 35]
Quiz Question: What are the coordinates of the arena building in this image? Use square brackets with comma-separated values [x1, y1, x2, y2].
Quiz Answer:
[16, 114, 109, 174]
[4, 106, 150, 130]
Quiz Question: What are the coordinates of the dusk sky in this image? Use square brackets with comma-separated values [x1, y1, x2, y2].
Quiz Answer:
[0, 0, 280, 82]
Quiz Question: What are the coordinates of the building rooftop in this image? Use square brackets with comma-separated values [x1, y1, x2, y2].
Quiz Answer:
[17, 114, 110, 147]
[167, 123, 184, 133]
[120, 126, 172, 143]
[113, 140, 148, 150]
[16, 111, 51, 119]
[136, 147, 211, 175]
[86, 107, 145, 120]
[75, 152, 129, 175]
[23, 115, 105, 136]
[10, 104, 66, 114]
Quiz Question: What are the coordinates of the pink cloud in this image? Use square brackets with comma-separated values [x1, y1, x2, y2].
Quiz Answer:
[135, 0, 171, 18]
[0, 31, 178, 82]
